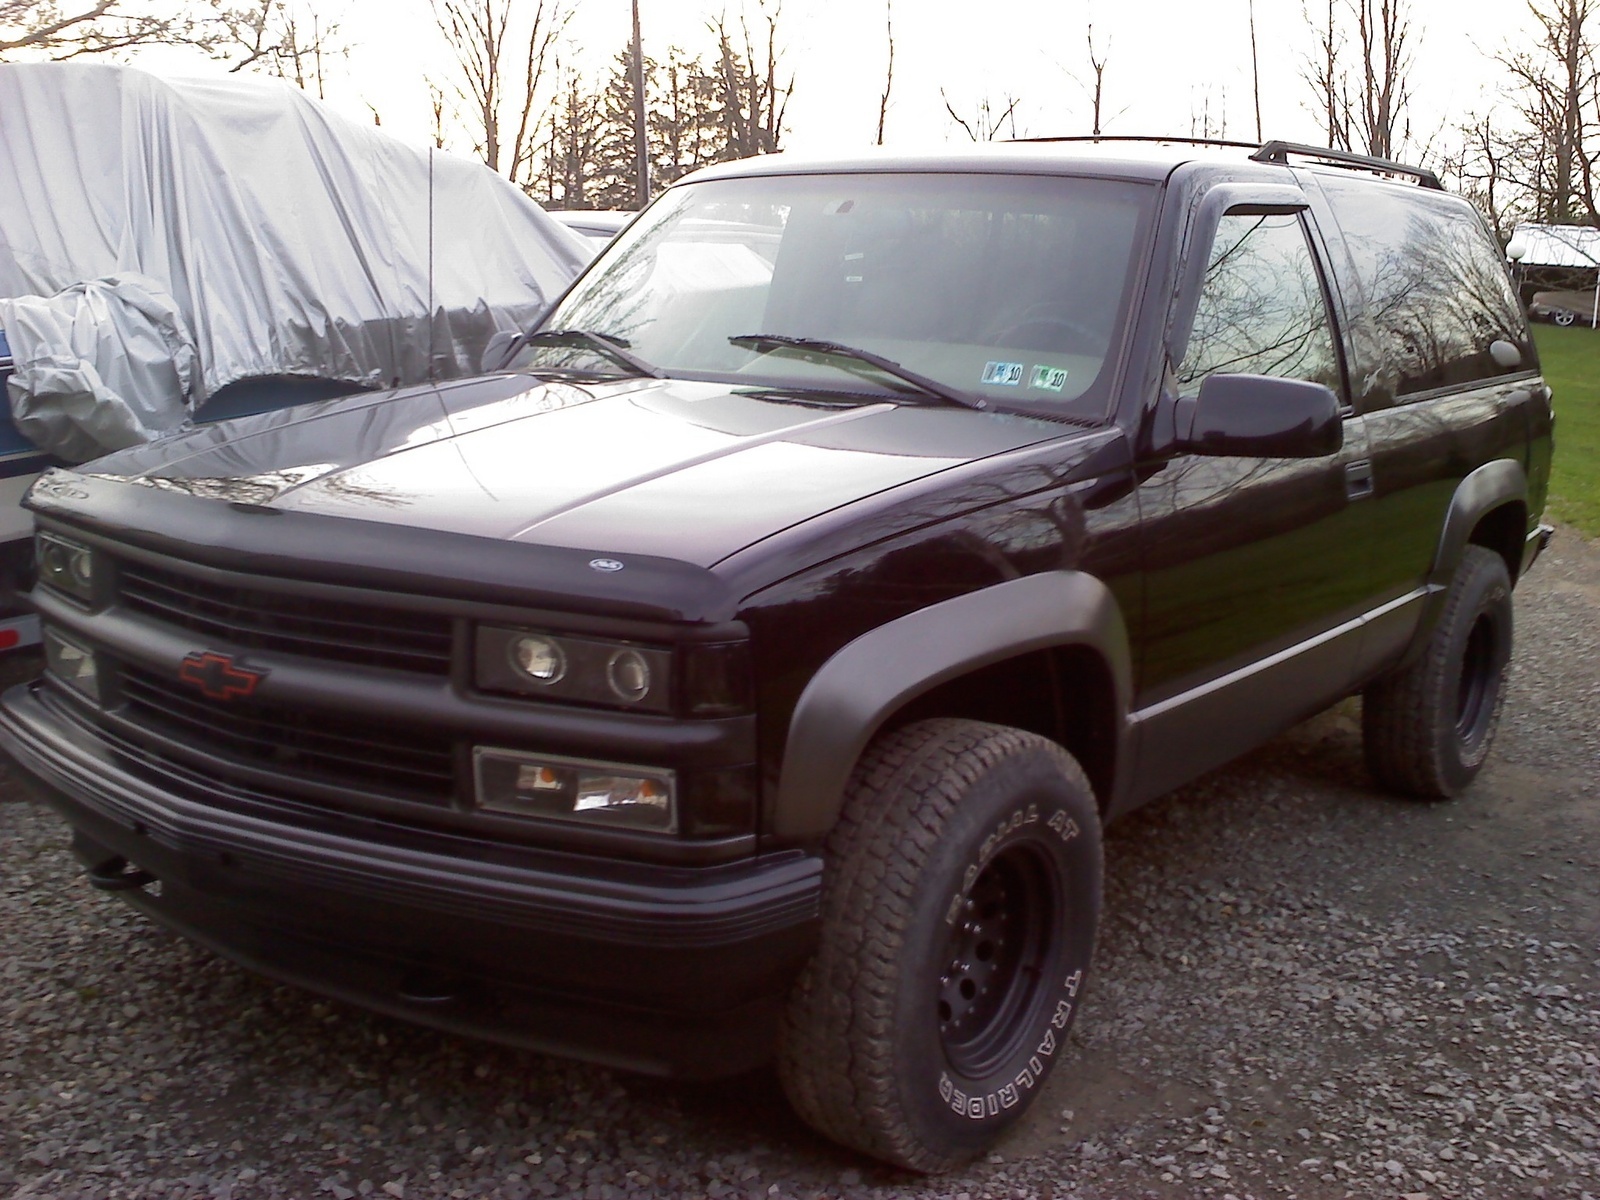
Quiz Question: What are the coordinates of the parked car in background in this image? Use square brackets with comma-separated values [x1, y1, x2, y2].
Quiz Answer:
[1527, 289, 1594, 327]
[1, 138, 1553, 1172]
[0, 61, 584, 646]
[547, 210, 635, 255]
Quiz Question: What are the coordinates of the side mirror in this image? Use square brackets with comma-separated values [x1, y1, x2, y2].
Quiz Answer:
[480, 330, 520, 373]
[1178, 373, 1343, 458]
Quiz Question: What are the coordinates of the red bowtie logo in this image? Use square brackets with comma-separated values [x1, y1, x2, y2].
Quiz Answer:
[177, 651, 267, 701]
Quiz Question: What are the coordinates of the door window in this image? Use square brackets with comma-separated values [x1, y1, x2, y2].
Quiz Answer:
[1176, 212, 1342, 399]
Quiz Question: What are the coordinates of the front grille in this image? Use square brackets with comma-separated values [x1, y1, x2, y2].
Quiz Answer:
[118, 663, 456, 803]
[117, 561, 454, 675]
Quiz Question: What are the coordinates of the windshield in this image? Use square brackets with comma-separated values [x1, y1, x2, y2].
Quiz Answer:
[513, 172, 1157, 415]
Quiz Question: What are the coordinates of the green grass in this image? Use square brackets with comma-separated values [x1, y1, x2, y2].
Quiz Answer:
[1533, 324, 1600, 537]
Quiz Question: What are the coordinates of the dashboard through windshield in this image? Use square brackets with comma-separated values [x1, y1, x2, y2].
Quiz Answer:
[515, 172, 1158, 415]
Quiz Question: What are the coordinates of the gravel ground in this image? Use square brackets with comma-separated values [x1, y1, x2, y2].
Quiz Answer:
[2, 528, 1597, 1200]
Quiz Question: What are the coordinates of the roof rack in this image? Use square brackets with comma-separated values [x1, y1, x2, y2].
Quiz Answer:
[1015, 134, 1264, 151]
[1250, 140, 1443, 189]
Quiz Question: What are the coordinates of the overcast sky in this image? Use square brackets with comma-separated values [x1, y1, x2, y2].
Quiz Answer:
[156, 0, 1540, 165]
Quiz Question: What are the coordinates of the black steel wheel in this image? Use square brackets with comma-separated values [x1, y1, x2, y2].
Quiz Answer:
[1364, 544, 1513, 797]
[779, 719, 1102, 1172]
[937, 843, 1058, 1076]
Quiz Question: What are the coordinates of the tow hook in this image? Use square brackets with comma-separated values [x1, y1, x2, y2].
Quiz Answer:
[86, 856, 158, 892]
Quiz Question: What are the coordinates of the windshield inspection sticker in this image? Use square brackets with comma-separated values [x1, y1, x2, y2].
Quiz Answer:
[981, 361, 1026, 387]
[1029, 365, 1069, 393]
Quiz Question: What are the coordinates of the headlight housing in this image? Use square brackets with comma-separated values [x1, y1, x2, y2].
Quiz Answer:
[35, 531, 97, 603]
[476, 626, 673, 712]
[477, 626, 752, 716]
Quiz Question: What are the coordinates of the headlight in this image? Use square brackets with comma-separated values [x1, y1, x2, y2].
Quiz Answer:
[43, 626, 102, 703]
[477, 626, 672, 712]
[36, 532, 97, 603]
[473, 748, 676, 832]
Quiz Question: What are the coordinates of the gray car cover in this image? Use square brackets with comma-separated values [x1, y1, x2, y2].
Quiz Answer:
[0, 62, 587, 460]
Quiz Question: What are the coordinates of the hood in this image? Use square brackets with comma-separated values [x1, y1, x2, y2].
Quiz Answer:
[79, 374, 1073, 567]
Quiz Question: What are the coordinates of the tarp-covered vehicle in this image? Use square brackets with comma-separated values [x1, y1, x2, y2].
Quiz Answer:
[0, 62, 587, 644]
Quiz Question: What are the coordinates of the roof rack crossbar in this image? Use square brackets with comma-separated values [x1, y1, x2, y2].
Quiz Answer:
[1250, 140, 1442, 189]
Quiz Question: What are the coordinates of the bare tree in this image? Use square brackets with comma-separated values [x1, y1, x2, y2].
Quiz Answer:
[214, 1, 345, 96]
[1300, 0, 1416, 157]
[0, 0, 221, 59]
[1190, 86, 1229, 141]
[709, 2, 793, 156]
[876, 0, 893, 146]
[1352, 0, 1413, 158]
[1302, 0, 1351, 148]
[1445, 113, 1531, 242]
[1497, 0, 1599, 224]
[655, 47, 722, 184]
[941, 89, 1020, 141]
[430, 0, 568, 188]
[1085, 24, 1108, 136]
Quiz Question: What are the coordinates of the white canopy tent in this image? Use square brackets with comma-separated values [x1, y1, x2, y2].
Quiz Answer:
[1506, 222, 1600, 328]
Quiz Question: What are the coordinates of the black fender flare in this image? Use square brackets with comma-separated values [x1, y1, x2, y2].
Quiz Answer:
[1399, 459, 1527, 666]
[771, 571, 1133, 841]
[1428, 459, 1527, 590]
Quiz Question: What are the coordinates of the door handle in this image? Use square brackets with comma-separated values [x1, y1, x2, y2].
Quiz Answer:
[1345, 459, 1374, 500]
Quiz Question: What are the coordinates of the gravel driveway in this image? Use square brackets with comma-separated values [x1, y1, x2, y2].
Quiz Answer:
[3, 529, 1597, 1200]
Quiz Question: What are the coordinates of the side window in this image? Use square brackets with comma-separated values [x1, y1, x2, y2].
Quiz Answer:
[1176, 212, 1342, 399]
[1317, 175, 1530, 399]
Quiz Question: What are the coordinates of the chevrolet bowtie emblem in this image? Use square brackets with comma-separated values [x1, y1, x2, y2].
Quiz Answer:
[177, 651, 267, 701]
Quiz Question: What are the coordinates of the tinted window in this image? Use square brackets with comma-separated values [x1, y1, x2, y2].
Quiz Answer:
[1176, 212, 1341, 398]
[1316, 175, 1529, 400]
[519, 173, 1157, 415]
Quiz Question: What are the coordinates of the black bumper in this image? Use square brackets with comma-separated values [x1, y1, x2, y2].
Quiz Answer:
[0, 682, 822, 1077]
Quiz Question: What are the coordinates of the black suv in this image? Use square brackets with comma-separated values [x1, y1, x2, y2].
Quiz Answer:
[0, 139, 1554, 1170]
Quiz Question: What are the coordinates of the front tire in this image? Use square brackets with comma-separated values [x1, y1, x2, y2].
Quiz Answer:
[778, 719, 1102, 1172]
[1363, 545, 1513, 797]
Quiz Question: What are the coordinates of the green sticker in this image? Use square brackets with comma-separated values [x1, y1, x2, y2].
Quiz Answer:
[1030, 365, 1069, 393]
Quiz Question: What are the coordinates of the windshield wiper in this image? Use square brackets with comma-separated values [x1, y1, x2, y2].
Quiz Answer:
[521, 328, 665, 378]
[728, 334, 988, 411]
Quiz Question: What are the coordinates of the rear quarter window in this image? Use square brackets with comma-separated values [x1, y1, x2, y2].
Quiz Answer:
[1315, 174, 1531, 402]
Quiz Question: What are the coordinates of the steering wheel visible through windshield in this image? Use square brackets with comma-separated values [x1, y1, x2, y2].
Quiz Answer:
[511, 171, 1157, 416]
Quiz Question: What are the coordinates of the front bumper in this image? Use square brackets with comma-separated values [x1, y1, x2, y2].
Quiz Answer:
[0, 681, 822, 1077]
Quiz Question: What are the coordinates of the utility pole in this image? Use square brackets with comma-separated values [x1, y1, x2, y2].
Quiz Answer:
[631, 0, 650, 207]
[1249, 0, 1262, 141]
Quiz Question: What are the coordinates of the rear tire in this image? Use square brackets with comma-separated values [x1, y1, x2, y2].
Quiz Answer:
[778, 719, 1102, 1172]
[1363, 545, 1512, 797]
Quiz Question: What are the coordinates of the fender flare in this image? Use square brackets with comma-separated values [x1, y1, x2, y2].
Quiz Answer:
[1397, 459, 1528, 667]
[771, 571, 1133, 841]
[1428, 459, 1527, 590]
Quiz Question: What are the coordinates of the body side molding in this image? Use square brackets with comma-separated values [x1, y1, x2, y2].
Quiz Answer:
[771, 571, 1132, 841]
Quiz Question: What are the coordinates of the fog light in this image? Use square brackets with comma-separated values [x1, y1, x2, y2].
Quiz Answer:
[474, 748, 676, 833]
[511, 634, 567, 683]
[43, 627, 101, 703]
